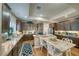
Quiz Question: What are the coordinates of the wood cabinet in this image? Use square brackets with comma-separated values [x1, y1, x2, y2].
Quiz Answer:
[71, 20, 79, 31]
[56, 23, 61, 30]
[54, 19, 79, 31]
[64, 21, 71, 30]
[53, 23, 57, 30]
[2, 4, 10, 33]
[16, 20, 22, 32]
[56, 22, 65, 30]
[61, 22, 65, 30]
[54, 19, 79, 47]
[56, 34, 79, 48]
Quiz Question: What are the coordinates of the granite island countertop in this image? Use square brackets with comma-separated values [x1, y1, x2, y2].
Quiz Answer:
[0, 34, 24, 56]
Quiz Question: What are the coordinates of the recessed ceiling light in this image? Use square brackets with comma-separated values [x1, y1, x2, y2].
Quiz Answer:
[25, 16, 27, 18]
[36, 17, 43, 20]
[39, 14, 43, 17]
[35, 17, 47, 21]
[64, 15, 68, 18]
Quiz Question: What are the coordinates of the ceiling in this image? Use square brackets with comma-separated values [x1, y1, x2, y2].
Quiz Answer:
[7, 3, 30, 19]
[7, 3, 79, 23]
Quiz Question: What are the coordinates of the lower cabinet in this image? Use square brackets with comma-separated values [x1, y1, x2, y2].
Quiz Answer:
[56, 35, 79, 48]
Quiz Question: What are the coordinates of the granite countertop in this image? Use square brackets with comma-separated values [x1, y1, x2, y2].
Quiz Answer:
[0, 34, 24, 56]
[42, 38, 75, 52]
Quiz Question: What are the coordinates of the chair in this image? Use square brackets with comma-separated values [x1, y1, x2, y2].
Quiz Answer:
[47, 43, 62, 56]
[46, 35, 63, 56]
[39, 36, 45, 51]
[33, 36, 40, 48]
[47, 43, 53, 56]
[62, 38, 73, 56]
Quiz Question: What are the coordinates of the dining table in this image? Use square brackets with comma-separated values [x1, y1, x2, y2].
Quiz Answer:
[41, 37, 76, 55]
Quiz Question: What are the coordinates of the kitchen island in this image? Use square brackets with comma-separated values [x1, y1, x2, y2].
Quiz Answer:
[0, 34, 34, 56]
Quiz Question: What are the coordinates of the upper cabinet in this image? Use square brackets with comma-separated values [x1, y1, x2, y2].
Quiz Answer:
[16, 20, 22, 32]
[2, 4, 17, 33]
[60, 22, 65, 30]
[56, 22, 65, 30]
[71, 19, 79, 31]
[64, 20, 71, 30]
[2, 4, 10, 33]
[54, 19, 79, 31]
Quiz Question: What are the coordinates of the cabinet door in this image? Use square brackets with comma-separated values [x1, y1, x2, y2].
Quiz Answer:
[59, 23, 62, 30]
[16, 20, 22, 31]
[64, 21, 71, 30]
[2, 4, 10, 33]
[62, 22, 65, 30]
[57, 23, 61, 30]
[57, 22, 65, 30]
[71, 20, 79, 31]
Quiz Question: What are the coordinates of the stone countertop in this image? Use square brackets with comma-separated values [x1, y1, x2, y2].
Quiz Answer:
[33, 35, 75, 52]
[42, 38, 76, 52]
[0, 34, 24, 56]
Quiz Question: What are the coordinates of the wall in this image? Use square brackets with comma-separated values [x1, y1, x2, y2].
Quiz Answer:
[0, 3, 2, 34]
